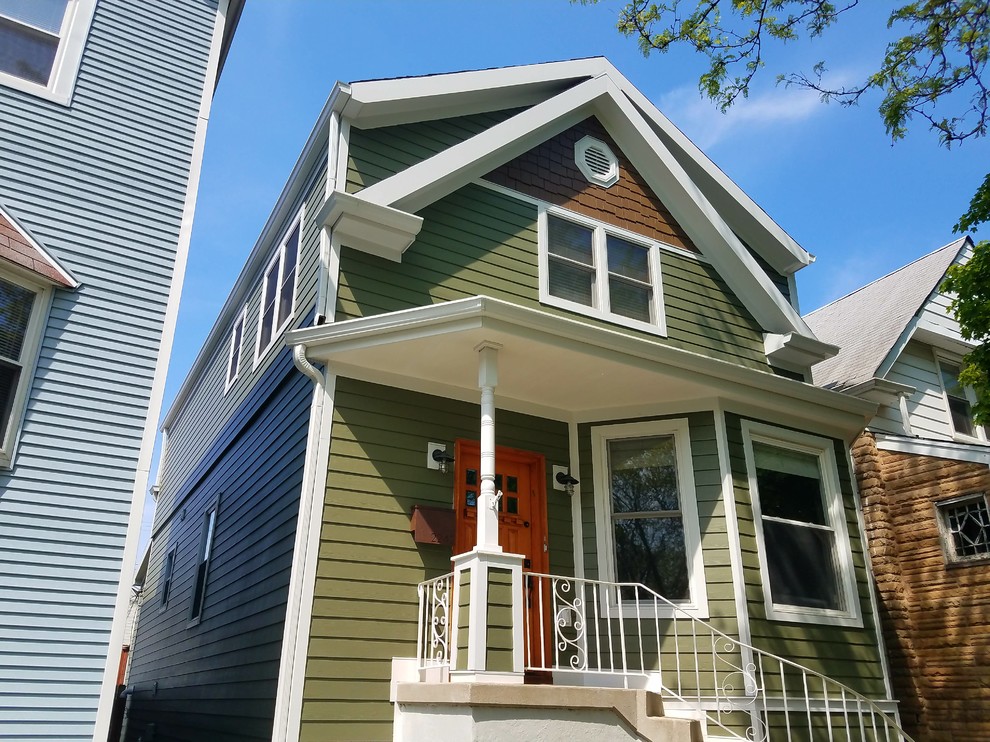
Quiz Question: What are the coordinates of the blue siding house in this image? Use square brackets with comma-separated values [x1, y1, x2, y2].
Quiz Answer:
[0, 1, 242, 740]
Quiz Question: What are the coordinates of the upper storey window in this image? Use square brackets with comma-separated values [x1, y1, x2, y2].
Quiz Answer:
[256, 219, 301, 363]
[538, 206, 666, 336]
[935, 357, 986, 442]
[0, 0, 97, 104]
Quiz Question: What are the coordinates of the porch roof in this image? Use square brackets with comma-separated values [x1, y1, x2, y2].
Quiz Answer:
[288, 296, 875, 436]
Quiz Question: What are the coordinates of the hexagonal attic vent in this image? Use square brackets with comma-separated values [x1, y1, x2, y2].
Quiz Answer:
[575, 135, 619, 188]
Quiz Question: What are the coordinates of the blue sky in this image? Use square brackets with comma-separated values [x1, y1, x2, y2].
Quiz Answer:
[138, 1, 990, 550]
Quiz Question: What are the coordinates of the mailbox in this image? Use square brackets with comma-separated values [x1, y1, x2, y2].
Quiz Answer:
[410, 505, 455, 546]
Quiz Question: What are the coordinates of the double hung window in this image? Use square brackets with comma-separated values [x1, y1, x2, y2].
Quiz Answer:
[256, 221, 300, 361]
[0, 270, 47, 468]
[743, 422, 860, 626]
[593, 419, 708, 616]
[540, 208, 666, 335]
[0, 0, 96, 103]
[935, 357, 985, 441]
[225, 308, 245, 390]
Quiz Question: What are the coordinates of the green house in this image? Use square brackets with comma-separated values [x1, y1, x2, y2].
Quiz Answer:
[123, 59, 910, 742]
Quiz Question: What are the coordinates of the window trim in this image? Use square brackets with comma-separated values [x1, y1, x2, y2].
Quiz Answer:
[933, 352, 986, 443]
[159, 545, 177, 610]
[537, 205, 668, 337]
[936, 492, 990, 566]
[0, 265, 52, 469]
[0, 0, 97, 105]
[224, 306, 246, 393]
[188, 499, 219, 626]
[741, 421, 862, 628]
[254, 211, 303, 366]
[591, 418, 709, 619]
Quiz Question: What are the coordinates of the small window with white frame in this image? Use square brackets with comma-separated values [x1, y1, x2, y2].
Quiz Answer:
[256, 217, 301, 362]
[225, 308, 245, 391]
[160, 545, 177, 609]
[592, 419, 708, 617]
[0, 0, 98, 104]
[538, 206, 666, 336]
[937, 493, 990, 564]
[0, 268, 50, 468]
[934, 355, 986, 442]
[189, 501, 218, 624]
[742, 421, 861, 627]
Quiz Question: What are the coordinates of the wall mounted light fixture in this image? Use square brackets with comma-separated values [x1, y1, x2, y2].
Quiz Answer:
[555, 470, 579, 495]
[427, 442, 455, 475]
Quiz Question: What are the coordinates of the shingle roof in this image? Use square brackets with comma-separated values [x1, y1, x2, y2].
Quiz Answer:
[803, 237, 968, 390]
[0, 205, 75, 287]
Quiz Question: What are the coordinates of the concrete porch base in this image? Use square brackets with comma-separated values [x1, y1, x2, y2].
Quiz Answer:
[393, 683, 703, 742]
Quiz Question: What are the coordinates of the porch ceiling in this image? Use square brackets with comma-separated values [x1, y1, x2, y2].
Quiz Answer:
[288, 296, 876, 431]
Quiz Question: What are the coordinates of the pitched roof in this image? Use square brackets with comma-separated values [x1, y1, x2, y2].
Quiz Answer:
[0, 203, 76, 288]
[803, 237, 968, 390]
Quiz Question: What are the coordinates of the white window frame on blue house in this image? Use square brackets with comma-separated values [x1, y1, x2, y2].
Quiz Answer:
[742, 420, 862, 628]
[591, 418, 709, 619]
[224, 305, 246, 392]
[537, 204, 667, 337]
[0, 264, 52, 469]
[255, 210, 303, 366]
[0, 0, 98, 104]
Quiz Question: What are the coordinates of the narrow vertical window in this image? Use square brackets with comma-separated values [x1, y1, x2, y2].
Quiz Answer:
[160, 547, 176, 608]
[936, 358, 983, 439]
[257, 221, 301, 359]
[0, 274, 38, 448]
[225, 310, 244, 389]
[189, 504, 217, 622]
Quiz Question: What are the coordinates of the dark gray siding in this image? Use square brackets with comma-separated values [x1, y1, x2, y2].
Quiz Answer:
[0, 1, 221, 739]
[124, 350, 310, 742]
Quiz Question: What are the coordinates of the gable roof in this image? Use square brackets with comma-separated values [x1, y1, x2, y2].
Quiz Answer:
[0, 202, 77, 288]
[803, 237, 969, 390]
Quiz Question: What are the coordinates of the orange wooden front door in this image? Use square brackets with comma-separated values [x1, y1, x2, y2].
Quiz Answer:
[453, 440, 549, 668]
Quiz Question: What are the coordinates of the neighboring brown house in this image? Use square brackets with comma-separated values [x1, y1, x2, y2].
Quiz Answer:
[805, 237, 990, 741]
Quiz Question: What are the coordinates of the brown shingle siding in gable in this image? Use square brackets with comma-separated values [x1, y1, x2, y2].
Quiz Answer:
[483, 117, 697, 253]
[0, 214, 72, 286]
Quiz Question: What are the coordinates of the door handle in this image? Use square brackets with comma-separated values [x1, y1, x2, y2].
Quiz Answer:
[524, 521, 530, 528]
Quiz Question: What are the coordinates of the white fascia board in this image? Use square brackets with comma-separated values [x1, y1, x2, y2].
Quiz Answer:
[286, 295, 877, 426]
[316, 191, 423, 262]
[593, 80, 811, 337]
[344, 58, 609, 128]
[0, 202, 79, 288]
[357, 75, 612, 214]
[603, 60, 812, 275]
[842, 377, 916, 406]
[162, 83, 351, 430]
[875, 433, 990, 465]
[764, 331, 838, 369]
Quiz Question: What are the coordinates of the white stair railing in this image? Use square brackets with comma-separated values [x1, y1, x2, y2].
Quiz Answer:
[417, 573, 453, 670]
[524, 573, 914, 742]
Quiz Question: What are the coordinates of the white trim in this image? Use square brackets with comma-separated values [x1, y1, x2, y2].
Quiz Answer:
[568, 420, 585, 580]
[92, 2, 230, 735]
[223, 305, 247, 392]
[741, 421, 863, 628]
[874, 433, 990, 464]
[0, 267, 52, 469]
[574, 135, 619, 188]
[0, 0, 96, 105]
[712, 406, 755, 683]
[933, 351, 987, 443]
[474, 178, 708, 266]
[590, 418, 709, 619]
[255, 207, 305, 366]
[0, 202, 78, 287]
[538, 204, 668, 337]
[272, 367, 337, 742]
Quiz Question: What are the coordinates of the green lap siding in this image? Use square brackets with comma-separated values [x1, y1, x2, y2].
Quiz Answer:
[299, 378, 571, 741]
[723, 413, 887, 697]
[336, 183, 769, 370]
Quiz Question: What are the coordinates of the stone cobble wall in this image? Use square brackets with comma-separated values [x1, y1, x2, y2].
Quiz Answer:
[854, 431, 990, 741]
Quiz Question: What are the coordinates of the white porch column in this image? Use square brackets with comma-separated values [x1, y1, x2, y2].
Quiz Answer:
[475, 341, 502, 552]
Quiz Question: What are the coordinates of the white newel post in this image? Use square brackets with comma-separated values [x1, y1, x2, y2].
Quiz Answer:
[447, 341, 525, 684]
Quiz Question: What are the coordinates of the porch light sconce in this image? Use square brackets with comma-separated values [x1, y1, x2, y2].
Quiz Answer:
[555, 470, 579, 496]
[427, 442, 454, 475]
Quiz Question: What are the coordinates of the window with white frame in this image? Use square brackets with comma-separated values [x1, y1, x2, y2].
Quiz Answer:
[539, 207, 666, 335]
[0, 0, 97, 103]
[742, 421, 861, 626]
[160, 545, 176, 609]
[225, 308, 245, 390]
[256, 220, 300, 361]
[935, 356, 985, 441]
[0, 270, 48, 468]
[937, 493, 990, 564]
[592, 419, 708, 616]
